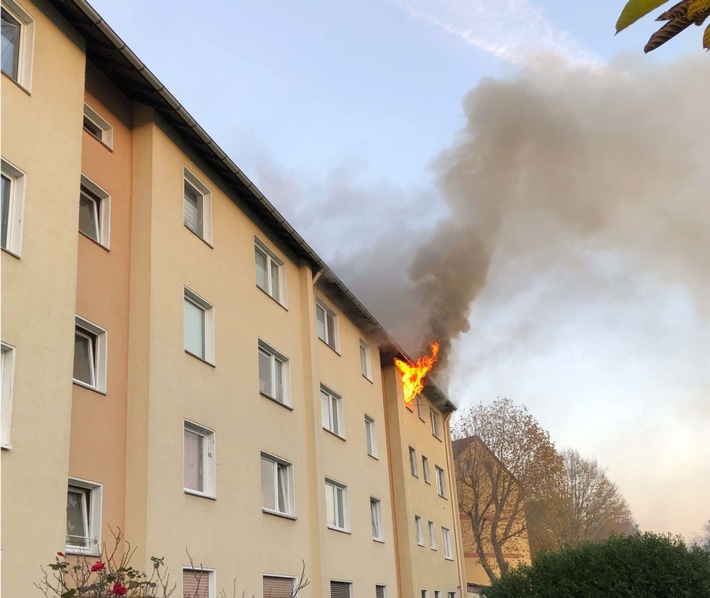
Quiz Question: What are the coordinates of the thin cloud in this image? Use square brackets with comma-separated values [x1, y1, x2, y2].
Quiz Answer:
[394, 0, 602, 67]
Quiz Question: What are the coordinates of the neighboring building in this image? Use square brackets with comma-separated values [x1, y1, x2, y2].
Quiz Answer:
[453, 437, 532, 589]
[0, 1, 466, 597]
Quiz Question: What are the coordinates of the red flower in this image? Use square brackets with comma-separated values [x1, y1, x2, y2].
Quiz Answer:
[91, 561, 105, 572]
[110, 582, 127, 595]
[56, 552, 65, 558]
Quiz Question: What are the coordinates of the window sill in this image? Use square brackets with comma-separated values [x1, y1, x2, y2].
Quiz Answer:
[373, 538, 385, 544]
[256, 285, 289, 311]
[1, 247, 21, 259]
[184, 489, 216, 501]
[83, 129, 114, 152]
[362, 373, 373, 384]
[184, 224, 214, 248]
[2, 71, 31, 95]
[444, 557, 454, 562]
[323, 427, 346, 442]
[317, 337, 340, 356]
[433, 435, 443, 442]
[184, 350, 215, 368]
[72, 380, 107, 396]
[367, 453, 379, 461]
[437, 494, 448, 500]
[79, 230, 110, 252]
[260, 392, 293, 411]
[327, 525, 351, 535]
[262, 509, 297, 521]
[1, 444, 12, 451]
[416, 542, 425, 548]
[430, 547, 438, 552]
[66, 547, 101, 557]
[424, 480, 431, 485]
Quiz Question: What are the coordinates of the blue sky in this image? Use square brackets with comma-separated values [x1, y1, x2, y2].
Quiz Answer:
[87, 0, 708, 539]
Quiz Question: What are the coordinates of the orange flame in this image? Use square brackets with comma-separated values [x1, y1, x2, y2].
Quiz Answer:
[394, 342, 440, 405]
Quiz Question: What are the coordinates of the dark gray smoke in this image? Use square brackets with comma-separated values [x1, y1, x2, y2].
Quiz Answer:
[407, 56, 709, 374]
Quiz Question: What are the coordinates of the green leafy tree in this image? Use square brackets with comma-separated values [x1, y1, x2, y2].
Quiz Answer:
[616, 0, 710, 52]
[484, 532, 710, 598]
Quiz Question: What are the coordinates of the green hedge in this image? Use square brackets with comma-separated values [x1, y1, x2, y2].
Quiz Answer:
[484, 532, 710, 598]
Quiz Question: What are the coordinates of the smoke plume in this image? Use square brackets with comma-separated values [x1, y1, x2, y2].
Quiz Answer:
[407, 56, 709, 375]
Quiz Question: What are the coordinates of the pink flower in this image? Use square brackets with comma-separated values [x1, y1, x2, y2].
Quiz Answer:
[110, 582, 127, 595]
[91, 561, 105, 572]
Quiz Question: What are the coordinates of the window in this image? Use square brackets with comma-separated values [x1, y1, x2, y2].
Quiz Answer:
[370, 497, 383, 541]
[376, 586, 387, 598]
[258, 340, 290, 406]
[442, 527, 453, 560]
[316, 298, 338, 352]
[416, 398, 425, 421]
[261, 452, 294, 517]
[255, 237, 286, 305]
[415, 515, 424, 545]
[66, 478, 102, 554]
[263, 575, 296, 598]
[359, 338, 372, 380]
[1, 1, 34, 90]
[422, 456, 430, 484]
[409, 446, 418, 477]
[184, 420, 215, 498]
[435, 466, 447, 498]
[1, 158, 25, 256]
[435, 592, 441, 598]
[183, 568, 215, 598]
[183, 168, 212, 243]
[325, 478, 349, 531]
[184, 287, 215, 364]
[1, 342, 15, 449]
[79, 175, 110, 248]
[430, 408, 441, 439]
[73, 316, 107, 393]
[421, 591, 429, 598]
[321, 385, 344, 438]
[82, 104, 114, 148]
[428, 520, 437, 550]
[365, 415, 377, 458]
[448, 593, 457, 598]
[330, 581, 352, 598]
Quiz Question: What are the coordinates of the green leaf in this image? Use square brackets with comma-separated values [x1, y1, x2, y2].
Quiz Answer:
[616, 0, 670, 32]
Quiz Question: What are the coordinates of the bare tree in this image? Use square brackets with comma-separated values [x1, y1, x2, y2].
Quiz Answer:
[547, 449, 637, 549]
[452, 398, 563, 583]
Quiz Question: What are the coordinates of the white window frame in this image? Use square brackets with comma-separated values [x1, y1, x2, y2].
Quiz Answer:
[364, 414, 377, 458]
[370, 496, 384, 542]
[82, 104, 114, 149]
[320, 384, 344, 438]
[66, 477, 102, 556]
[376, 586, 387, 598]
[422, 455, 430, 484]
[73, 315, 107, 394]
[183, 167, 212, 244]
[359, 338, 372, 380]
[260, 451, 295, 518]
[442, 527, 453, 560]
[430, 408, 442, 439]
[79, 175, 111, 249]
[315, 298, 339, 352]
[409, 446, 418, 477]
[258, 339, 291, 407]
[428, 520, 437, 550]
[262, 574, 297, 598]
[1, 157, 25, 257]
[325, 478, 349, 532]
[183, 287, 215, 364]
[182, 567, 216, 598]
[1, 342, 15, 449]
[254, 236, 287, 306]
[435, 465, 447, 498]
[1, 0, 34, 91]
[415, 515, 424, 546]
[183, 420, 216, 499]
[330, 580, 352, 598]
[416, 397, 426, 422]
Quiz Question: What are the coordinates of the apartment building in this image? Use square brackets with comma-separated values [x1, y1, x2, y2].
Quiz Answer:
[1, 0, 466, 596]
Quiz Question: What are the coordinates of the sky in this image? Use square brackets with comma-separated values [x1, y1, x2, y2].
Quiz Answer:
[87, 0, 708, 540]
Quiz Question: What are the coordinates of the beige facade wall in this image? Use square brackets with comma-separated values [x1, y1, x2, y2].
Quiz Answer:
[1, 2, 467, 597]
[1, 0, 86, 594]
